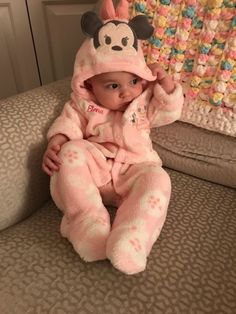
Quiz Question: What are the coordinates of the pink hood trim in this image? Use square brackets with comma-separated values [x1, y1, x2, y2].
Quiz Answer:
[71, 1, 156, 101]
[71, 36, 156, 101]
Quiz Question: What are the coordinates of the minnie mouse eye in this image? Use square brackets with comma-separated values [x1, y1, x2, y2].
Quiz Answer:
[121, 36, 129, 47]
[105, 35, 111, 45]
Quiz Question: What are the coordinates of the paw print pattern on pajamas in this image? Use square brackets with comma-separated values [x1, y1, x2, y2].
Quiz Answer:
[147, 194, 166, 214]
[62, 146, 86, 167]
[107, 220, 149, 274]
[113, 218, 146, 236]
[148, 195, 161, 209]
[140, 190, 166, 217]
[129, 238, 142, 252]
[64, 149, 79, 163]
[111, 220, 148, 252]
[82, 215, 110, 237]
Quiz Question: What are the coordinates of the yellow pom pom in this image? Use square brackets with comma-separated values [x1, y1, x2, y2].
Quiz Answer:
[208, 0, 223, 8]
[211, 47, 223, 56]
[212, 92, 223, 102]
[199, 0, 208, 5]
[190, 76, 202, 87]
[176, 42, 187, 51]
[176, 54, 185, 61]
[210, 8, 221, 16]
[157, 16, 167, 28]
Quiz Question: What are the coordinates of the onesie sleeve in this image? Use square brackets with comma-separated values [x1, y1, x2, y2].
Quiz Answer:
[147, 82, 184, 128]
[47, 99, 87, 141]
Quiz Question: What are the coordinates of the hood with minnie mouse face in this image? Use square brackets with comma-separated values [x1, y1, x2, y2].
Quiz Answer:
[71, 0, 156, 101]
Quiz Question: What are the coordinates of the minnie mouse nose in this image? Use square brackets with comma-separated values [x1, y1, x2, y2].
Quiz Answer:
[112, 45, 123, 51]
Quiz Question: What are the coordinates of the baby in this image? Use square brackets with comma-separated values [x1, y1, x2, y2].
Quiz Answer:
[42, 0, 184, 275]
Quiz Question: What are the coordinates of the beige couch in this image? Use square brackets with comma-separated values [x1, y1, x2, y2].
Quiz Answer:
[1, 78, 236, 314]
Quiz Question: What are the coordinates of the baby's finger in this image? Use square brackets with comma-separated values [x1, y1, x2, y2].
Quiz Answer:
[42, 163, 53, 176]
[155, 69, 166, 80]
[45, 157, 60, 171]
[149, 63, 163, 75]
[47, 150, 62, 165]
[51, 144, 61, 152]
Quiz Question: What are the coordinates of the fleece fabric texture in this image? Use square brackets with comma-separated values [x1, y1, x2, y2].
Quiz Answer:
[47, 0, 184, 274]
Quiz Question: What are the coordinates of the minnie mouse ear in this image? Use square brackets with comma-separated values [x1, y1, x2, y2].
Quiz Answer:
[100, 0, 129, 20]
[115, 0, 129, 19]
[129, 15, 154, 40]
[81, 11, 103, 37]
[100, 0, 116, 20]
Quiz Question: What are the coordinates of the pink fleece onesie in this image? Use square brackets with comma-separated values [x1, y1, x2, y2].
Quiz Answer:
[47, 0, 184, 275]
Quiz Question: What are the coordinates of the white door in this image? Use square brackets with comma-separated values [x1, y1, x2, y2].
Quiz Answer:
[27, 0, 101, 85]
[0, 0, 40, 99]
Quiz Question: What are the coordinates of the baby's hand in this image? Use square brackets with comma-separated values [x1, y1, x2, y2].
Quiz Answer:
[148, 63, 175, 94]
[42, 134, 68, 176]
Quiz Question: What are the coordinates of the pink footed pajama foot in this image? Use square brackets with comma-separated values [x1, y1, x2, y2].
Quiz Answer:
[106, 220, 148, 275]
[61, 209, 111, 262]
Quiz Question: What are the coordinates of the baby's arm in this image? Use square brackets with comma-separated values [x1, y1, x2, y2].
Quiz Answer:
[42, 99, 86, 176]
[42, 134, 69, 176]
[147, 63, 184, 128]
[148, 63, 175, 94]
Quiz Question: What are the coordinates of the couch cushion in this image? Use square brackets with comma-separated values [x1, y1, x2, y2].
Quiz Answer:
[0, 169, 235, 313]
[151, 121, 236, 188]
[0, 78, 71, 231]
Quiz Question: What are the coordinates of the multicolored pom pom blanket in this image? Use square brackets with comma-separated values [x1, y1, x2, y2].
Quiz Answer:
[129, 0, 236, 136]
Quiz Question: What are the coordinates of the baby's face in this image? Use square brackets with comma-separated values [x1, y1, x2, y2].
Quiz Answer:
[88, 72, 143, 111]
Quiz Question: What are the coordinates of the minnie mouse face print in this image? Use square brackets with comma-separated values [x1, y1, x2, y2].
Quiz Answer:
[81, 9, 153, 57]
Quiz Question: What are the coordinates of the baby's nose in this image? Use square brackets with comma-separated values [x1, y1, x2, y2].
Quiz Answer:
[120, 87, 131, 98]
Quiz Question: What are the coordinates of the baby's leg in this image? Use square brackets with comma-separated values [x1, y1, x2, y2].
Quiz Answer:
[106, 163, 171, 274]
[50, 140, 111, 262]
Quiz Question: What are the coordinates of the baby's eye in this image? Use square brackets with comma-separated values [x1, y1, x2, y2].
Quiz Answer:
[131, 78, 139, 85]
[107, 83, 119, 90]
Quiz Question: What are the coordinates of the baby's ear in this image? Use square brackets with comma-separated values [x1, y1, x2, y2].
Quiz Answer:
[129, 15, 154, 40]
[81, 11, 103, 37]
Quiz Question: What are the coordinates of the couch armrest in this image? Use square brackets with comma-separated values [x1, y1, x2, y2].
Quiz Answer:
[0, 78, 71, 231]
